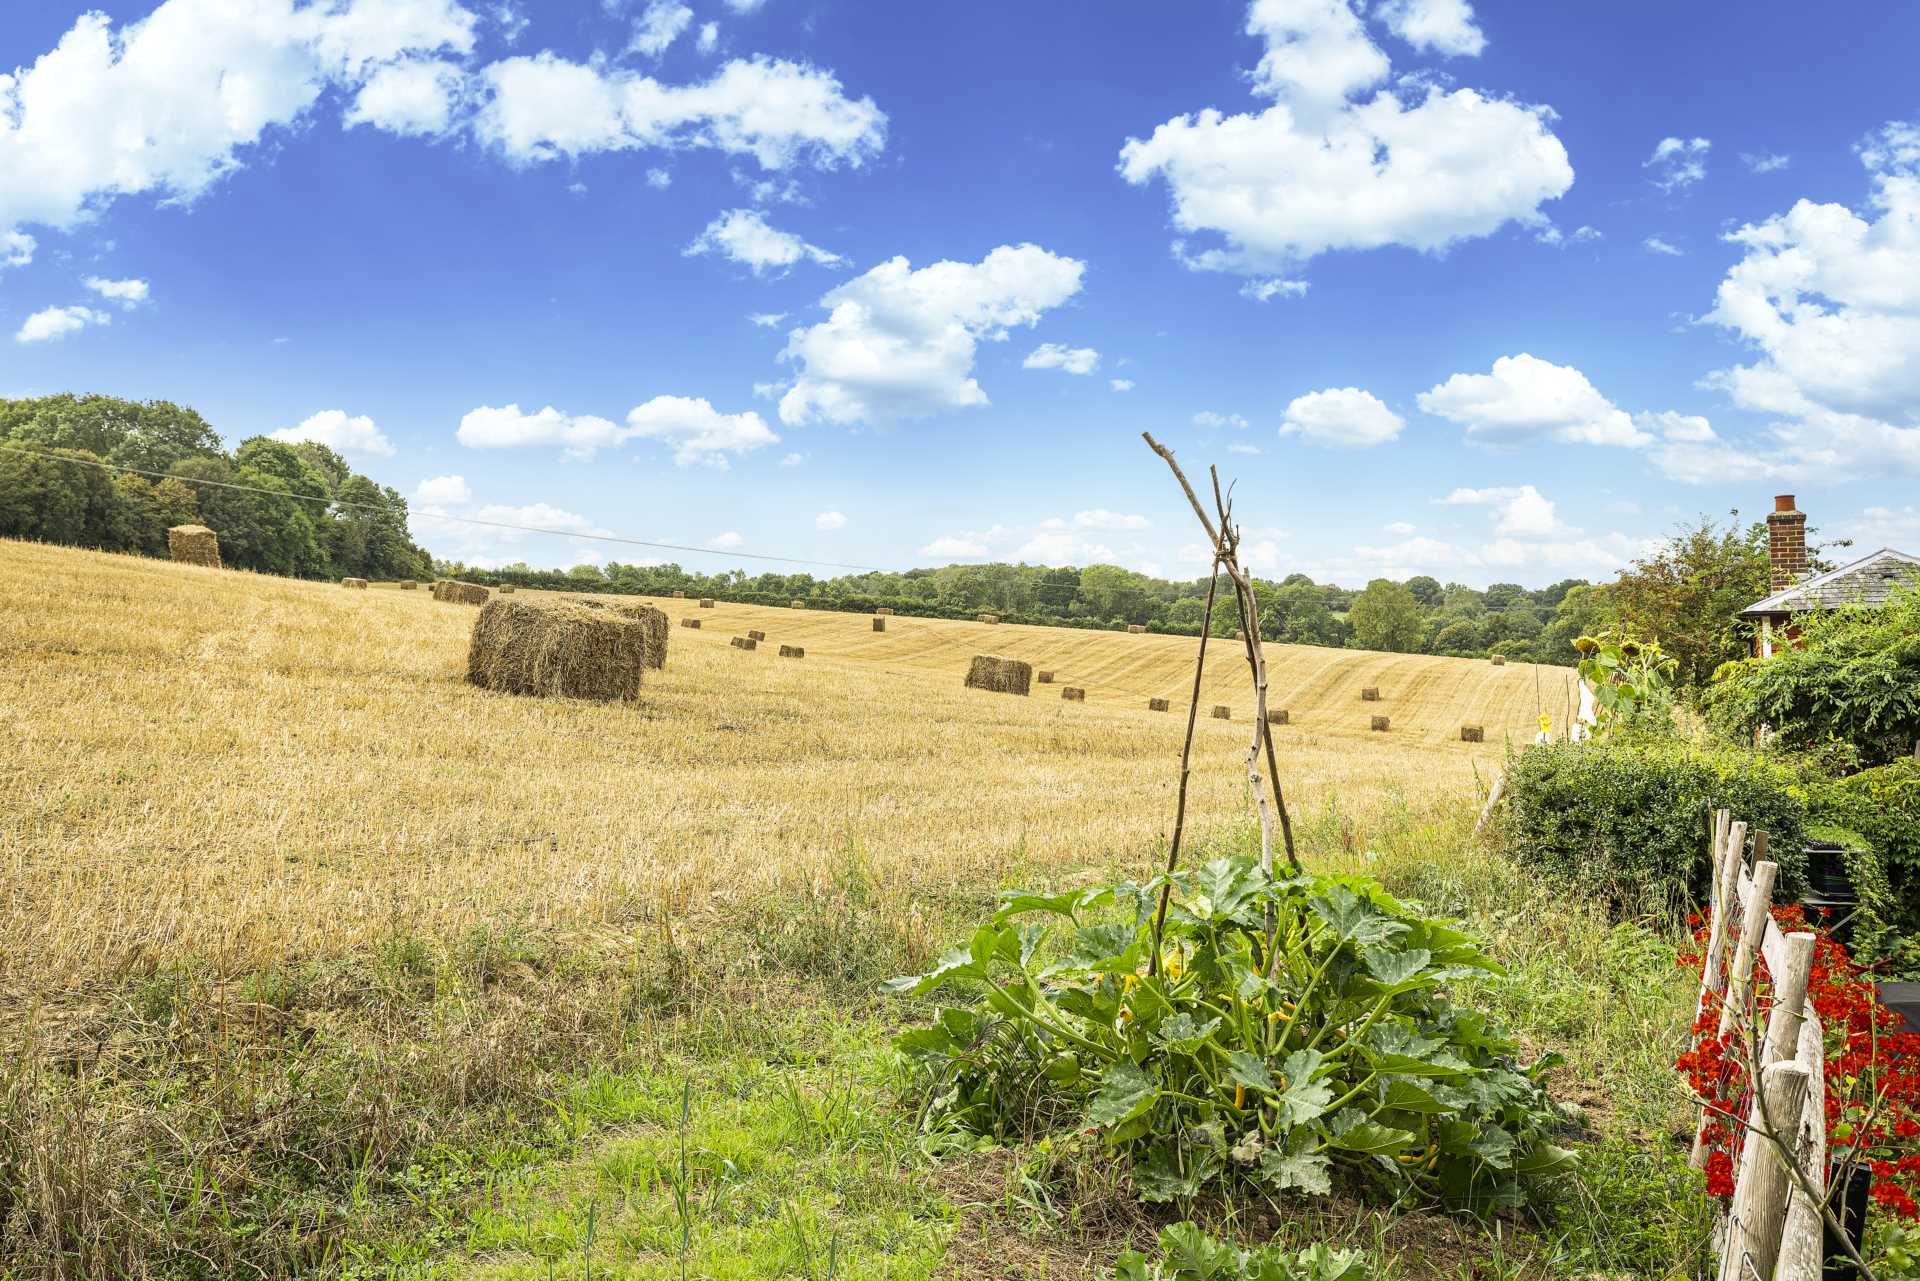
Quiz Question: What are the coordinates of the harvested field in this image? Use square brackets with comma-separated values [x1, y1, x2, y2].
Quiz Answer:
[0, 541, 1559, 993]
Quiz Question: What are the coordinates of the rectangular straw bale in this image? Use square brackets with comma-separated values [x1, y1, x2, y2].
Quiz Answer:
[731, 636, 757, 650]
[673, 590, 685, 598]
[1268, 709, 1289, 725]
[1061, 686, 1085, 701]
[1127, 624, 1145, 634]
[166, 524, 221, 569]
[791, 600, 807, 608]
[1149, 697, 1170, 712]
[401, 580, 418, 591]
[1461, 725, 1484, 742]
[978, 613, 1000, 624]
[964, 654, 1031, 695]
[682, 617, 702, 629]
[1360, 687, 1380, 702]
[747, 629, 766, 642]
[574, 598, 670, 669]
[498, 584, 516, 595]
[700, 598, 716, 608]
[466, 598, 649, 701]
[1036, 671, 1054, 683]
[1491, 654, 1507, 666]
[342, 577, 368, 589]
[441, 581, 490, 605]
[875, 607, 893, 616]
[779, 645, 805, 658]
[872, 617, 887, 632]
[1371, 715, 1391, 732]
[1211, 705, 1231, 720]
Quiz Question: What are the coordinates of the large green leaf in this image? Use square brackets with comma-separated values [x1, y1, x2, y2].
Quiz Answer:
[1226, 1051, 1275, 1093]
[1359, 945, 1433, 989]
[1153, 1012, 1221, 1055]
[1273, 1049, 1334, 1127]
[1089, 1061, 1158, 1127]
[1257, 1145, 1332, 1195]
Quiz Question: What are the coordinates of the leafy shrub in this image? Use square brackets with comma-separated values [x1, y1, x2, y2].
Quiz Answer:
[887, 856, 1573, 1213]
[1109, 1223, 1375, 1280]
[1805, 758, 1920, 970]
[1499, 738, 1808, 918]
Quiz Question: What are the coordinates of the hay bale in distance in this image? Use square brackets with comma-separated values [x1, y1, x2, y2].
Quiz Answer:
[1149, 697, 1170, 712]
[875, 607, 894, 616]
[1461, 725, 1485, 742]
[681, 617, 702, 629]
[978, 613, 1000, 625]
[872, 617, 887, 632]
[1371, 715, 1391, 732]
[699, 598, 716, 609]
[1360, 687, 1381, 702]
[672, 590, 685, 598]
[1491, 654, 1507, 666]
[1036, 671, 1054, 683]
[342, 577, 369, 589]
[440, 581, 490, 606]
[166, 524, 221, 569]
[1211, 705, 1231, 720]
[791, 599, 806, 609]
[466, 598, 650, 701]
[747, 629, 766, 642]
[400, 580, 418, 591]
[964, 654, 1031, 696]
[731, 636, 758, 651]
[498, 584, 516, 595]
[1061, 686, 1086, 701]
[1268, 708, 1289, 725]
[574, 599, 669, 669]
[1127, 624, 1145, 634]
[779, 644, 805, 658]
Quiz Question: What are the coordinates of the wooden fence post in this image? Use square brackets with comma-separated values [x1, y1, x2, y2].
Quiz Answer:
[1762, 932, 1817, 1067]
[1718, 1060, 1813, 1281]
[1691, 857, 1779, 1168]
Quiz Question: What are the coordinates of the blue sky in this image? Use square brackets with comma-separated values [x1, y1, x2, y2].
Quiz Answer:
[3, 0, 1918, 585]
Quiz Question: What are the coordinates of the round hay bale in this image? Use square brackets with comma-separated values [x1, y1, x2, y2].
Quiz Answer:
[1061, 686, 1086, 701]
[400, 580, 418, 591]
[166, 524, 221, 569]
[342, 577, 369, 589]
[964, 654, 1032, 696]
[1233, 629, 1244, 642]
[875, 607, 894, 616]
[1268, 708, 1289, 725]
[574, 599, 670, 669]
[1211, 705, 1231, 720]
[1490, 654, 1507, 666]
[1036, 671, 1054, 683]
[1460, 725, 1485, 742]
[1127, 624, 1145, 634]
[731, 636, 758, 650]
[747, 629, 766, 642]
[498, 584, 516, 595]
[872, 617, 887, 632]
[1370, 715, 1391, 732]
[779, 644, 805, 658]
[1360, 687, 1380, 702]
[1148, 697, 1170, 712]
[467, 598, 650, 701]
[681, 617, 702, 629]
[977, 613, 1000, 625]
[699, 598, 716, 608]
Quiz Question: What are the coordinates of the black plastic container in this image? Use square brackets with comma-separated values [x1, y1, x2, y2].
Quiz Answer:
[1801, 841, 1861, 942]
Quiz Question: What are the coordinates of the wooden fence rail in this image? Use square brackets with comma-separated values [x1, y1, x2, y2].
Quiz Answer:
[1691, 808, 1830, 1281]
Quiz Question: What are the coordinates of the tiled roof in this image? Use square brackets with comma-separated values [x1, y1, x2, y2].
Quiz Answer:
[1739, 547, 1920, 617]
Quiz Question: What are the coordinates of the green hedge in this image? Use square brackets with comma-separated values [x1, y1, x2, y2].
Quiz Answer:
[1805, 758, 1920, 972]
[1499, 738, 1808, 919]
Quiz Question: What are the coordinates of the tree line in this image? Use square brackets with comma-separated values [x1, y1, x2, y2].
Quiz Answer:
[0, 395, 432, 581]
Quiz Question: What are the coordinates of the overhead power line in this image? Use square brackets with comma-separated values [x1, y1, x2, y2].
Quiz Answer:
[0, 441, 885, 573]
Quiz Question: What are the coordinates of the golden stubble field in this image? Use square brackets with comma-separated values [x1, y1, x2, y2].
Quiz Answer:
[1, 541, 1568, 996]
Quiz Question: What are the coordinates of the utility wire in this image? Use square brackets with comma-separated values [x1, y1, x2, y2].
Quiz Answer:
[0, 441, 885, 573]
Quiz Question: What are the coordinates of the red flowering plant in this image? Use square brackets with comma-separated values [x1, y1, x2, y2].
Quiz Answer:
[1676, 903, 1920, 1254]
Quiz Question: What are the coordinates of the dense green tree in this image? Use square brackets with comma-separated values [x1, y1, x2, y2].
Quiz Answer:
[1348, 579, 1424, 653]
[1609, 514, 1770, 686]
[1404, 575, 1443, 608]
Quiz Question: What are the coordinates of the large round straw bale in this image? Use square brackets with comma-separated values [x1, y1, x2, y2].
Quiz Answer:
[1268, 708, 1289, 725]
[747, 629, 766, 642]
[467, 598, 650, 701]
[1360, 687, 1380, 702]
[1211, 705, 1231, 720]
[964, 654, 1031, 695]
[1127, 624, 1145, 634]
[1490, 654, 1507, 666]
[1460, 725, 1484, 742]
[342, 577, 369, 589]
[779, 644, 805, 658]
[1370, 715, 1391, 732]
[977, 613, 1000, 624]
[875, 607, 893, 616]
[1148, 697, 1170, 712]
[1036, 671, 1054, 683]
[682, 617, 702, 629]
[872, 617, 887, 632]
[700, 598, 716, 608]
[166, 524, 221, 569]
[1061, 686, 1086, 701]
[731, 636, 758, 651]
[401, 580, 418, 591]
[574, 599, 670, 669]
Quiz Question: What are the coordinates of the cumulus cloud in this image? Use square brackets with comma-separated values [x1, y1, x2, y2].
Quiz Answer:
[918, 524, 1011, 559]
[345, 57, 466, 135]
[1645, 136, 1710, 191]
[458, 404, 626, 458]
[1643, 236, 1684, 256]
[1118, 0, 1570, 279]
[624, 395, 778, 467]
[3, 231, 35, 268]
[14, 304, 109, 343]
[1023, 342, 1100, 375]
[1743, 151, 1791, 175]
[1110, 378, 1135, 392]
[1418, 353, 1650, 447]
[749, 311, 787, 327]
[686, 208, 841, 274]
[81, 275, 149, 305]
[1536, 223, 1601, 247]
[1241, 278, 1310, 302]
[706, 530, 744, 549]
[778, 243, 1085, 426]
[1227, 442, 1264, 454]
[1194, 411, 1250, 429]
[414, 474, 472, 505]
[696, 22, 719, 54]
[1443, 483, 1566, 537]
[778, 451, 805, 467]
[269, 408, 397, 457]
[1278, 386, 1403, 448]
[815, 510, 846, 530]
[627, 0, 693, 57]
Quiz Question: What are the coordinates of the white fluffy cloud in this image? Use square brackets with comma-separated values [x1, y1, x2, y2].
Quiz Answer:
[1645, 135, 1710, 191]
[1194, 411, 1250, 429]
[627, 0, 693, 57]
[706, 530, 744, 549]
[1643, 236, 1684, 256]
[1241, 278, 1310, 302]
[1118, 0, 1570, 277]
[1699, 121, 1920, 477]
[1279, 387, 1403, 448]
[749, 312, 787, 327]
[1418, 353, 1650, 447]
[269, 408, 397, 457]
[14, 304, 109, 343]
[471, 53, 885, 170]
[457, 404, 626, 458]
[1023, 342, 1100, 375]
[1443, 484, 1565, 537]
[778, 243, 1086, 426]
[345, 57, 466, 135]
[81, 275, 149, 305]
[414, 474, 472, 505]
[3, 231, 34, 268]
[1376, 0, 1485, 56]
[1743, 151, 1791, 175]
[815, 510, 846, 530]
[0, 0, 477, 239]
[686, 208, 841, 274]
[1110, 378, 1135, 392]
[623, 395, 778, 467]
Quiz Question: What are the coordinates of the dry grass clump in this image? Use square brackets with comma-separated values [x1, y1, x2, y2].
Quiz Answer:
[342, 578, 368, 589]
[1461, 725, 1485, 742]
[1149, 697, 1169, 712]
[779, 645, 805, 658]
[1211, 705, 1231, 720]
[1269, 709, 1289, 725]
[1361, 687, 1381, 702]
[1372, 715, 1391, 732]
[731, 636, 758, 651]
[466, 598, 651, 701]
[872, 617, 886, 632]
[964, 654, 1031, 695]
[165, 524, 220, 568]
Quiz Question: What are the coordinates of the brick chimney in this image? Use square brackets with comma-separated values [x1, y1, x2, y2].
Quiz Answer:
[1767, 494, 1808, 592]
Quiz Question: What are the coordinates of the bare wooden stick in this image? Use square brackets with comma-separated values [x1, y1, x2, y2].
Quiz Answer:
[1148, 557, 1220, 978]
[1691, 856, 1780, 1169]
